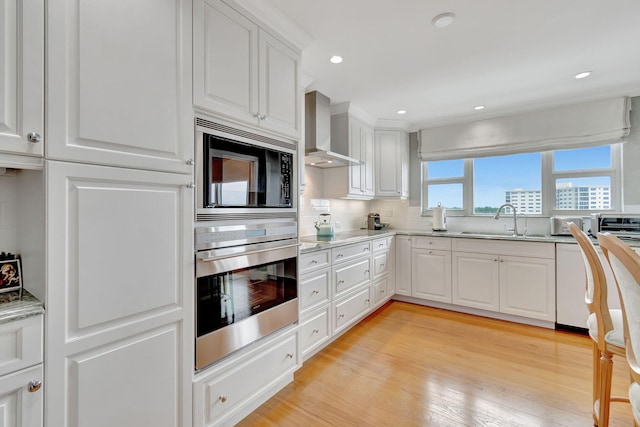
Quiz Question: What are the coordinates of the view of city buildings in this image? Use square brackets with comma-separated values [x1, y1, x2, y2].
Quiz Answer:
[503, 183, 611, 214]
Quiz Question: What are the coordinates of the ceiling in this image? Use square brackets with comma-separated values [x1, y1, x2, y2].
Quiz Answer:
[239, 0, 640, 131]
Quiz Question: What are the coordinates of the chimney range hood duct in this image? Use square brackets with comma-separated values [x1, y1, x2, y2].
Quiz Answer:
[305, 91, 362, 168]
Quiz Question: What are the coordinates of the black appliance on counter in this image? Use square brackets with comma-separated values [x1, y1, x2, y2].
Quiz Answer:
[367, 213, 382, 230]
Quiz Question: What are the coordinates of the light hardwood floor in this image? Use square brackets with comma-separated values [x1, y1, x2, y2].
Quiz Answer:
[237, 301, 634, 426]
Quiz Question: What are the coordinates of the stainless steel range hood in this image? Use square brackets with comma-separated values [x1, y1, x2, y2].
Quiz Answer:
[305, 91, 361, 168]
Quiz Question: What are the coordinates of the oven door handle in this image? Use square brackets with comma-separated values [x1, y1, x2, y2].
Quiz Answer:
[197, 242, 300, 262]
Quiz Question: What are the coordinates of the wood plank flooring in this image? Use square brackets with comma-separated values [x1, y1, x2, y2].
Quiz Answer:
[237, 301, 634, 426]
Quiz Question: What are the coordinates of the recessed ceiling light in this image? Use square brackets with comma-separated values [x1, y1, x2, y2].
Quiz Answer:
[330, 55, 343, 64]
[397, 109, 407, 115]
[474, 105, 485, 110]
[575, 71, 592, 79]
[432, 12, 455, 29]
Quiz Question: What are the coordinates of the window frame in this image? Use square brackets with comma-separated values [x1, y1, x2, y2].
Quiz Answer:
[421, 144, 623, 217]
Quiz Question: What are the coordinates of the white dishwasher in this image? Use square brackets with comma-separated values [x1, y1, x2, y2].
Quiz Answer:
[555, 243, 621, 329]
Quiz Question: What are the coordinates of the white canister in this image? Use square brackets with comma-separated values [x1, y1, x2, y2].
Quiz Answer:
[432, 203, 447, 231]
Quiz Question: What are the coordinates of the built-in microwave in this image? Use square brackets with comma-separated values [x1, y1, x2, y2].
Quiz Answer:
[195, 118, 296, 221]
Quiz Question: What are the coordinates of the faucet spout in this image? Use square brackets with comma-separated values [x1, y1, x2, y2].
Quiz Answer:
[494, 203, 519, 236]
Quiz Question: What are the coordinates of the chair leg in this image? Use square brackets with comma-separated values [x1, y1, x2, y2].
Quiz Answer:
[598, 351, 614, 427]
[593, 343, 600, 426]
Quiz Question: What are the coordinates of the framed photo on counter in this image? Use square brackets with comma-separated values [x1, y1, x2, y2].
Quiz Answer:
[0, 258, 22, 293]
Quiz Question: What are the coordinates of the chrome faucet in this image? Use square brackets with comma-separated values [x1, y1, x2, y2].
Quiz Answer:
[494, 203, 518, 236]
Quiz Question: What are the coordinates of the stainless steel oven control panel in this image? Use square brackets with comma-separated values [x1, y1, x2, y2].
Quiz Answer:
[195, 222, 297, 251]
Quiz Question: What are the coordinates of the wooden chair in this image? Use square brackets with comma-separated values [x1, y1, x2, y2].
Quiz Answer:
[598, 233, 640, 426]
[567, 223, 627, 426]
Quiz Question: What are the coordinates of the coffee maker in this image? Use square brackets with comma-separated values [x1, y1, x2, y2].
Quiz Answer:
[367, 213, 382, 230]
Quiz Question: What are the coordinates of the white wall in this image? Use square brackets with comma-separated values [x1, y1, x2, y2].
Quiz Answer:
[299, 166, 371, 237]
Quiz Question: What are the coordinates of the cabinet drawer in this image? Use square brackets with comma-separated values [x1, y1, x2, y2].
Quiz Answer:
[333, 258, 371, 298]
[372, 276, 389, 306]
[332, 241, 371, 264]
[0, 315, 43, 377]
[373, 252, 389, 278]
[299, 269, 330, 313]
[300, 307, 331, 359]
[451, 238, 554, 258]
[412, 236, 451, 250]
[299, 250, 330, 274]
[334, 287, 371, 334]
[196, 332, 297, 425]
[372, 237, 390, 252]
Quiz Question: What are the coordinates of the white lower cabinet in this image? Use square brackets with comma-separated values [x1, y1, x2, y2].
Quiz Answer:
[395, 235, 412, 296]
[334, 287, 371, 334]
[299, 306, 332, 359]
[0, 365, 43, 427]
[452, 238, 556, 322]
[372, 276, 389, 306]
[413, 248, 452, 303]
[0, 315, 44, 427]
[193, 328, 298, 427]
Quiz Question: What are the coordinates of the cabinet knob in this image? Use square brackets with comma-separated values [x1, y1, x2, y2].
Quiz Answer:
[28, 380, 42, 393]
[185, 182, 195, 189]
[287, 353, 294, 359]
[27, 132, 42, 143]
[219, 395, 228, 403]
[259, 115, 267, 121]
[365, 299, 370, 303]
[494, 259, 498, 262]
[186, 158, 195, 166]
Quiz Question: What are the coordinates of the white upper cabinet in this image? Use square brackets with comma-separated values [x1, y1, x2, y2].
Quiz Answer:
[194, 0, 301, 140]
[375, 129, 409, 199]
[324, 114, 375, 199]
[0, 0, 44, 168]
[46, 0, 193, 174]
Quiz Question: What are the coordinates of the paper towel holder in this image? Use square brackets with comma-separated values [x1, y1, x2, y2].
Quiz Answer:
[432, 202, 447, 231]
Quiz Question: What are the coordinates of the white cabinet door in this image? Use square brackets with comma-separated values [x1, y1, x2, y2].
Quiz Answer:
[194, 0, 300, 140]
[0, 365, 43, 427]
[452, 252, 500, 311]
[47, 0, 193, 174]
[45, 160, 192, 427]
[194, 0, 259, 126]
[0, 0, 44, 166]
[258, 29, 300, 138]
[412, 249, 452, 303]
[395, 236, 412, 296]
[362, 125, 375, 196]
[374, 130, 409, 199]
[499, 255, 555, 321]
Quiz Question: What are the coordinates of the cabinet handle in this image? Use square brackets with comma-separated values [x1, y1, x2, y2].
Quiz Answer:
[338, 314, 345, 319]
[380, 263, 385, 267]
[365, 299, 370, 303]
[429, 241, 433, 245]
[28, 380, 42, 393]
[500, 259, 504, 262]
[338, 280, 344, 284]
[185, 182, 195, 189]
[219, 395, 228, 403]
[27, 132, 42, 143]
[428, 251, 432, 254]
[253, 113, 260, 118]
[381, 290, 385, 294]
[363, 247, 370, 252]
[186, 158, 195, 166]
[336, 254, 343, 258]
[287, 353, 294, 359]
[379, 243, 384, 247]
[312, 329, 319, 334]
[259, 115, 267, 121]
[312, 290, 319, 294]
[364, 270, 369, 274]
[494, 259, 498, 262]
[311, 259, 318, 264]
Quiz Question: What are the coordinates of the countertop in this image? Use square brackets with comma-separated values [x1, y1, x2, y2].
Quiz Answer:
[0, 289, 44, 324]
[300, 228, 640, 253]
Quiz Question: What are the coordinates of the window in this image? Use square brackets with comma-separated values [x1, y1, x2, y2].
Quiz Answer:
[422, 159, 468, 213]
[421, 144, 621, 216]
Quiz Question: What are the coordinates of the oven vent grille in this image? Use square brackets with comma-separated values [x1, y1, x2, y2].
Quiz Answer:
[195, 117, 295, 150]
[197, 212, 297, 222]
